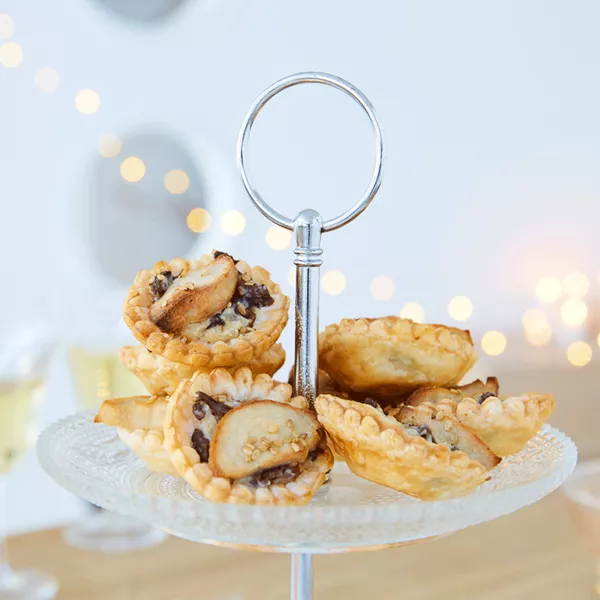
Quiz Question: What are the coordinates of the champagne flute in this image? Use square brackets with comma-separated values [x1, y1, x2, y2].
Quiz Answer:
[564, 459, 600, 597]
[0, 324, 58, 599]
[62, 335, 167, 552]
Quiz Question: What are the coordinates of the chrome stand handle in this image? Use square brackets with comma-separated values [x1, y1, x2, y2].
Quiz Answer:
[237, 71, 385, 600]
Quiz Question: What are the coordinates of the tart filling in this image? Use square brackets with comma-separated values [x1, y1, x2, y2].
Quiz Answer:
[120, 343, 286, 397]
[318, 317, 477, 397]
[123, 251, 290, 367]
[315, 394, 494, 501]
[396, 389, 555, 457]
[164, 368, 333, 505]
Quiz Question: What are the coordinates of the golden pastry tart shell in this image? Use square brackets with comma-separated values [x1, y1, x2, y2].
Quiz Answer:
[95, 395, 168, 431]
[121, 343, 286, 397]
[117, 428, 178, 476]
[164, 368, 333, 505]
[404, 393, 556, 457]
[318, 317, 477, 396]
[315, 394, 489, 501]
[123, 255, 290, 368]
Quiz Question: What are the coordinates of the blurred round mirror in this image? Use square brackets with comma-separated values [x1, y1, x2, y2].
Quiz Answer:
[78, 128, 235, 290]
[93, 0, 188, 23]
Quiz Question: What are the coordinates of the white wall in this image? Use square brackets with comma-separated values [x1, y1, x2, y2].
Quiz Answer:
[2, 0, 600, 533]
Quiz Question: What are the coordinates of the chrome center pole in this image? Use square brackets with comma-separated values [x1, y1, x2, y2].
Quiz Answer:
[237, 71, 384, 600]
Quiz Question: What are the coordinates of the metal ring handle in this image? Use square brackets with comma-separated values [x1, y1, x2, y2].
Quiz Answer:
[237, 72, 384, 233]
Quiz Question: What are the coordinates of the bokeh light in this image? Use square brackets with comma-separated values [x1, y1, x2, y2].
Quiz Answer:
[597, 332, 600, 348]
[535, 276, 562, 303]
[563, 271, 590, 298]
[522, 308, 552, 346]
[399, 302, 425, 323]
[97, 134, 122, 158]
[448, 296, 474, 321]
[481, 331, 507, 356]
[525, 328, 552, 347]
[567, 341, 592, 367]
[34, 67, 59, 93]
[266, 226, 292, 250]
[164, 169, 190, 195]
[322, 271, 346, 296]
[560, 299, 588, 326]
[0, 14, 15, 39]
[220, 210, 246, 236]
[0, 42, 22, 68]
[370, 275, 395, 301]
[186, 208, 211, 233]
[522, 308, 549, 333]
[75, 89, 101, 114]
[120, 157, 146, 183]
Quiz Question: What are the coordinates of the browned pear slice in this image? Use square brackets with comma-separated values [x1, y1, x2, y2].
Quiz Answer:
[209, 400, 321, 480]
[400, 406, 501, 469]
[95, 396, 167, 431]
[149, 254, 238, 333]
[406, 377, 499, 407]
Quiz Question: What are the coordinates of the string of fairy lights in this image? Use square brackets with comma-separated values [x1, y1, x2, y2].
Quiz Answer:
[2, 12, 597, 368]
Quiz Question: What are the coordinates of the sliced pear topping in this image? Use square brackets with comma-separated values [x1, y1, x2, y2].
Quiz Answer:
[209, 400, 320, 480]
[149, 255, 238, 333]
[406, 377, 499, 407]
[400, 406, 501, 469]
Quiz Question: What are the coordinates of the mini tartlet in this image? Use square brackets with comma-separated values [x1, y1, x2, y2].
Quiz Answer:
[393, 384, 555, 457]
[164, 368, 333, 505]
[315, 394, 498, 500]
[95, 396, 177, 476]
[121, 343, 286, 397]
[319, 317, 477, 398]
[123, 252, 290, 368]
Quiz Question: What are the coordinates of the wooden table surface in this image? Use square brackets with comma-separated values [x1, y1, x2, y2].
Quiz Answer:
[8, 366, 600, 599]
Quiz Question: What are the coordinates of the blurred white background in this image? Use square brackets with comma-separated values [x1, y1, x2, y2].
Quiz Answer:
[1, 0, 600, 533]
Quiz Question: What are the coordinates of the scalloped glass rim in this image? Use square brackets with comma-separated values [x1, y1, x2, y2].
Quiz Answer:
[37, 412, 577, 553]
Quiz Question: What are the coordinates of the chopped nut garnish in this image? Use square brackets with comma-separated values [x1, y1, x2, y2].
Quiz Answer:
[268, 425, 279, 434]
[237, 302, 247, 317]
[208, 400, 321, 479]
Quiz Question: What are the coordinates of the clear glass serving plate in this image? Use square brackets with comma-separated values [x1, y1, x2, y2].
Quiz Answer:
[38, 412, 577, 553]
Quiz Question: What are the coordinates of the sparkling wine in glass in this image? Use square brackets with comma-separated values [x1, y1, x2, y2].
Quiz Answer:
[0, 325, 58, 599]
[62, 340, 167, 552]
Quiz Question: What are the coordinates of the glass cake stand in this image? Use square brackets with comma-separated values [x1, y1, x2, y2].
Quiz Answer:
[37, 412, 577, 596]
[37, 74, 579, 599]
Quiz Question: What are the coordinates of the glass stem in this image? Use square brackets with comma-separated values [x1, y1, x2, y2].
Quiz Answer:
[0, 473, 14, 586]
[290, 553, 313, 600]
